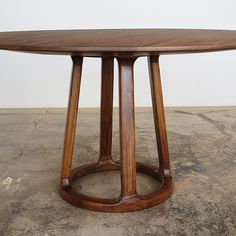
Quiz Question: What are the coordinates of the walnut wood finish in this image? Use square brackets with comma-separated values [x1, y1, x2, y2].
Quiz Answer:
[1, 29, 236, 56]
[148, 56, 171, 178]
[60, 56, 172, 212]
[118, 58, 137, 197]
[61, 56, 83, 188]
[99, 58, 114, 163]
[2, 28, 234, 212]
[60, 161, 172, 212]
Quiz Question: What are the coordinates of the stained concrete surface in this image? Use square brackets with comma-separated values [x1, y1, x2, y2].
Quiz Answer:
[0, 107, 236, 236]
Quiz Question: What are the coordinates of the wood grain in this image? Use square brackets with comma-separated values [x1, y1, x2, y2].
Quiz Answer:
[148, 56, 171, 178]
[99, 57, 114, 163]
[60, 161, 172, 212]
[0, 28, 198, 211]
[60, 56, 173, 212]
[1, 29, 236, 56]
[61, 56, 83, 188]
[118, 58, 137, 197]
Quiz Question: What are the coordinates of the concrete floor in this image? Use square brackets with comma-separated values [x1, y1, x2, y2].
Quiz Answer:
[0, 107, 236, 236]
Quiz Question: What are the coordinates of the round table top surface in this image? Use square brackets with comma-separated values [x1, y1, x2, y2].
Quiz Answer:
[0, 29, 236, 57]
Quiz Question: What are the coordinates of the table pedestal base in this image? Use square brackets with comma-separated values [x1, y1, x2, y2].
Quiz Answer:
[60, 55, 172, 212]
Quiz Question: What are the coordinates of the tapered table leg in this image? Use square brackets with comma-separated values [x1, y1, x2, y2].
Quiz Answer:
[61, 56, 83, 188]
[148, 56, 171, 178]
[118, 58, 137, 198]
[99, 58, 114, 163]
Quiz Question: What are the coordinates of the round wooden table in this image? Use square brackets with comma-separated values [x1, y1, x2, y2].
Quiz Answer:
[1, 29, 236, 212]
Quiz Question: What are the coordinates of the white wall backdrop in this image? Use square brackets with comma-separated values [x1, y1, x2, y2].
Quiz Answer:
[0, 0, 236, 108]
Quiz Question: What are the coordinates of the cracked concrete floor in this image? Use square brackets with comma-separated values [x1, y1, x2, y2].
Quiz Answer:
[0, 107, 236, 236]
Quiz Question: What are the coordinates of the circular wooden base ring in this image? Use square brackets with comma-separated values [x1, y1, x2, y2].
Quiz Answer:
[59, 161, 172, 212]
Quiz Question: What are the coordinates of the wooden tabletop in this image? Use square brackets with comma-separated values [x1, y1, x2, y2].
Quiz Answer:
[0, 29, 236, 57]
